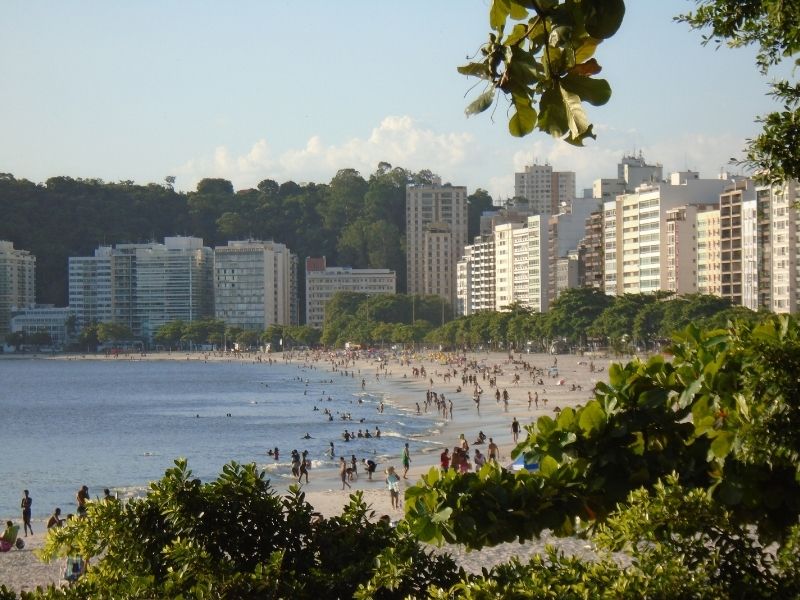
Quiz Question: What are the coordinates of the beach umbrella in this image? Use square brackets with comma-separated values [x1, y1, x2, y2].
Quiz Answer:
[508, 455, 539, 472]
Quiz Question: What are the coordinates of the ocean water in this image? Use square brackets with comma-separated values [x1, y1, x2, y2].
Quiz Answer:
[0, 357, 442, 518]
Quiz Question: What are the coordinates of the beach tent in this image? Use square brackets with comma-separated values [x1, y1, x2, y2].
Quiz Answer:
[508, 455, 539, 472]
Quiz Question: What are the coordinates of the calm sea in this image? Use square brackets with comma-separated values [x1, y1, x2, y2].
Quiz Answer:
[0, 357, 441, 518]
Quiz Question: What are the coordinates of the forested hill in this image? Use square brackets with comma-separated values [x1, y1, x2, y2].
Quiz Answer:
[0, 168, 493, 307]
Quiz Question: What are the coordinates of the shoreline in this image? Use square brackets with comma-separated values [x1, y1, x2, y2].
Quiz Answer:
[0, 349, 613, 592]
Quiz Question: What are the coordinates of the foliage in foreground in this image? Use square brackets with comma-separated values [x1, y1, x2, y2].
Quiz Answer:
[20, 460, 460, 599]
[408, 314, 800, 549]
[467, 0, 799, 183]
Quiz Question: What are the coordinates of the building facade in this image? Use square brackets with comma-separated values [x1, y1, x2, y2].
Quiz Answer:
[69, 237, 214, 341]
[305, 257, 396, 328]
[214, 240, 297, 331]
[406, 181, 468, 306]
[0, 241, 36, 338]
[10, 305, 76, 349]
[696, 207, 722, 296]
[514, 163, 576, 215]
[603, 172, 728, 296]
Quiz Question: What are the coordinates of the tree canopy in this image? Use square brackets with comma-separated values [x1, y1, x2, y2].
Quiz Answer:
[463, 0, 799, 182]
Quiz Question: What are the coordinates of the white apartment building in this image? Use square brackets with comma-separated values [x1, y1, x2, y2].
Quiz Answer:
[305, 257, 396, 328]
[515, 163, 575, 215]
[494, 223, 524, 311]
[593, 154, 662, 201]
[696, 208, 721, 296]
[766, 181, 800, 313]
[406, 181, 468, 307]
[215, 240, 297, 331]
[741, 194, 760, 310]
[664, 204, 715, 295]
[455, 248, 473, 317]
[0, 241, 36, 337]
[69, 247, 113, 330]
[603, 172, 728, 296]
[69, 237, 214, 341]
[457, 234, 497, 316]
[10, 305, 76, 348]
[526, 215, 548, 312]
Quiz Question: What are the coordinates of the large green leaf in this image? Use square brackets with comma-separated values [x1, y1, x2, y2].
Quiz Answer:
[561, 73, 611, 106]
[558, 84, 596, 143]
[490, 0, 511, 31]
[457, 62, 493, 80]
[578, 400, 605, 433]
[509, 97, 537, 136]
[465, 89, 496, 116]
[584, 0, 625, 40]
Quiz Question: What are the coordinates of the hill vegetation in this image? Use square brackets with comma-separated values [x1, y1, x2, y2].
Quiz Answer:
[0, 168, 493, 312]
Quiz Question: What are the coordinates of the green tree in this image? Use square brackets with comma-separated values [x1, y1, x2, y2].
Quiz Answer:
[35, 460, 460, 599]
[96, 323, 133, 343]
[235, 329, 260, 349]
[467, 188, 494, 241]
[153, 320, 185, 350]
[460, 0, 622, 143]
[677, 1, 799, 183]
[406, 314, 800, 551]
[5, 330, 25, 351]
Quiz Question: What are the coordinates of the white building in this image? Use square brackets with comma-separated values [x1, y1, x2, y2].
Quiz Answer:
[69, 247, 113, 330]
[514, 163, 575, 215]
[69, 237, 214, 341]
[0, 241, 36, 337]
[406, 181, 468, 306]
[305, 257, 396, 328]
[603, 172, 729, 296]
[10, 305, 76, 348]
[214, 240, 297, 331]
[766, 181, 800, 313]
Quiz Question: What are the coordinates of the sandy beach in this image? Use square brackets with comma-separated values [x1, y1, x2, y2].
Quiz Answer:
[0, 348, 612, 593]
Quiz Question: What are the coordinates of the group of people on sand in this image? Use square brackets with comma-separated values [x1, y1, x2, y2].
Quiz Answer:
[2, 485, 118, 583]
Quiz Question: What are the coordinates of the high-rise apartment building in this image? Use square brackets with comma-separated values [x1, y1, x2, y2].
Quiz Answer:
[0, 241, 36, 337]
[696, 207, 722, 296]
[406, 181, 468, 307]
[603, 172, 728, 296]
[578, 211, 605, 289]
[456, 234, 496, 316]
[69, 247, 113, 330]
[305, 257, 396, 328]
[214, 240, 297, 331]
[514, 163, 576, 215]
[719, 179, 758, 306]
[69, 237, 214, 341]
[766, 181, 800, 313]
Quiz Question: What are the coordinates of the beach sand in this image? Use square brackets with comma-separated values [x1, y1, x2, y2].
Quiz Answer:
[0, 348, 612, 592]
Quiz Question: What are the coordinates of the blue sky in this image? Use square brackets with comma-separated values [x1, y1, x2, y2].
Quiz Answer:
[0, 1, 789, 199]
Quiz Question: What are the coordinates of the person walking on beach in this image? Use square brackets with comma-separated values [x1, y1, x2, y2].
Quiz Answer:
[20, 490, 33, 536]
[440, 448, 450, 471]
[339, 457, 351, 490]
[386, 466, 401, 509]
[511, 417, 521, 443]
[402, 443, 411, 479]
[488, 438, 499, 463]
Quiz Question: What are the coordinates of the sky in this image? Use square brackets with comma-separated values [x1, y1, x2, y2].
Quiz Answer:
[0, 1, 791, 200]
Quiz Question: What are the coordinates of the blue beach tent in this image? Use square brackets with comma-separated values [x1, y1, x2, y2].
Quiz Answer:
[509, 455, 539, 472]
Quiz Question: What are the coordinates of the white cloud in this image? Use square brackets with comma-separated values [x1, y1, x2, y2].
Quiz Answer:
[173, 118, 751, 203]
[174, 116, 476, 192]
